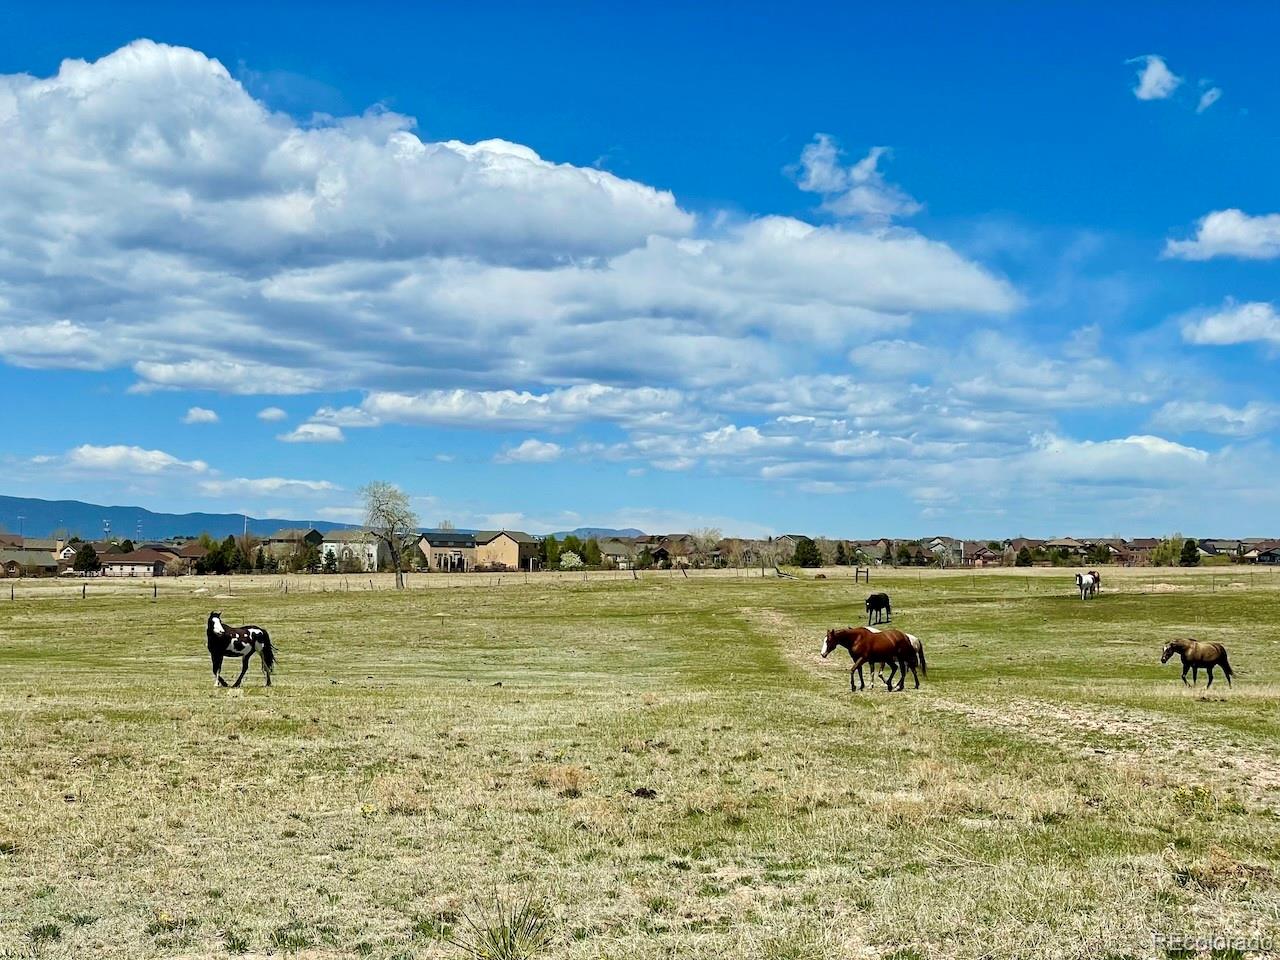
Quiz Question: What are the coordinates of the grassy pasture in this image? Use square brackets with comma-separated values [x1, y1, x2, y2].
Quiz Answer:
[2, 567, 1280, 959]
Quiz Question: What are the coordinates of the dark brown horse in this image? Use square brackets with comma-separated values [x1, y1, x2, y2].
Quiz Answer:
[821, 626, 924, 692]
[1162, 638, 1232, 688]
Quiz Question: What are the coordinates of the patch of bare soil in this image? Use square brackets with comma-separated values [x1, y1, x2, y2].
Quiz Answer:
[929, 695, 1280, 810]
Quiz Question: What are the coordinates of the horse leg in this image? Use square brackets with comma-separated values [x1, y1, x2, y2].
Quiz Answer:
[908, 659, 919, 689]
[1205, 665, 1214, 689]
[884, 661, 896, 690]
[231, 655, 251, 688]
[1192, 665, 1199, 686]
[1181, 662, 1189, 686]
[851, 658, 867, 691]
[895, 659, 906, 691]
[211, 653, 228, 687]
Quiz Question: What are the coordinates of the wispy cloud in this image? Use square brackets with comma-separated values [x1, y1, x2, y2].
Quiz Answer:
[278, 423, 345, 443]
[792, 134, 922, 221]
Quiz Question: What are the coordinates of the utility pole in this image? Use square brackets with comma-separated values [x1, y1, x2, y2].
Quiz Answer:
[16, 516, 24, 539]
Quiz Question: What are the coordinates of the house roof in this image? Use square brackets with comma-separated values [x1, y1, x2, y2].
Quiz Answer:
[321, 529, 373, 543]
[102, 549, 171, 565]
[0, 549, 57, 568]
[418, 531, 477, 548]
[598, 538, 636, 555]
[14, 537, 59, 552]
[266, 527, 321, 542]
[177, 542, 209, 558]
[474, 530, 539, 545]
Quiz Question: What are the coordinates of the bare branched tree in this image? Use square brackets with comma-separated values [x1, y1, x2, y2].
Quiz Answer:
[436, 519, 456, 531]
[361, 481, 420, 589]
[691, 527, 722, 567]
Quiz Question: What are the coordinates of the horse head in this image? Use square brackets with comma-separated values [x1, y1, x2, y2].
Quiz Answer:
[208, 612, 224, 634]
[821, 629, 835, 658]
[1160, 639, 1184, 663]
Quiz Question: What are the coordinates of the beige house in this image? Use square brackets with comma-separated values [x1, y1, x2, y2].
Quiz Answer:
[416, 531, 478, 571]
[474, 531, 540, 571]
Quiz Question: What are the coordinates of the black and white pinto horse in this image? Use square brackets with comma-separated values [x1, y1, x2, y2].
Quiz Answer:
[207, 612, 275, 687]
[1074, 571, 1099, 600]
[865, 592, 892, 625]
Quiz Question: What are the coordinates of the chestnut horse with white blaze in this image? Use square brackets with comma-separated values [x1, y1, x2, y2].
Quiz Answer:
[821, 626, 926, 692]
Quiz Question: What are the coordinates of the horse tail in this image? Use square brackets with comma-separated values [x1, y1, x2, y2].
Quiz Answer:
[915, 637, 927, 677]
[260, 631, 276, 675]
[1219, 648, 1233, 683]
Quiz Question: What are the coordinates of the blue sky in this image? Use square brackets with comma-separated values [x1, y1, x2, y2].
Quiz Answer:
[1, 3, 1278, 538]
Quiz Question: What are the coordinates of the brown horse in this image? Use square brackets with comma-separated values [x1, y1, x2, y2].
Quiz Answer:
[821, 626, 924, 692]
[1162, 638, 1233, 688]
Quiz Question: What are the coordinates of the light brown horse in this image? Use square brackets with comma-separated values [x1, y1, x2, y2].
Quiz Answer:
[821, 626, 924, 692]
[1161, 638, 1233, 688]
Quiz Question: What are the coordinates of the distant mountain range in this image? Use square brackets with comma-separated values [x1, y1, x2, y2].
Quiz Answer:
[0, 495, 352, 541]
[0, 495, 647, 543]
[549, 527, 645, 540]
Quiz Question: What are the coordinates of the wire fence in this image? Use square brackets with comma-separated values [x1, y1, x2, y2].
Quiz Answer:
[0, 563, 1276, 603]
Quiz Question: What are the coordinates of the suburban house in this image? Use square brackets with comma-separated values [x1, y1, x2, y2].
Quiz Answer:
[1044, 537, 1086, 556]
[474, 530, 541, 571]
[264, 528, 323, 559]
[964, 543, 1003, 566]
[0, 549, 58, 577]
[416, 530, 477, 572]
[599, 537, 639, 569]
[100, 549, 171, 577]
[320, 529, 390, 572]
[1248, 541, 1280, 564]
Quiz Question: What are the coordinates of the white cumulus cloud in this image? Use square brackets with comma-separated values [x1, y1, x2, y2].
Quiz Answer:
[257, 406, 288, 421]
[1165, 210, 1280, 260]
[1182, 301, 1280, 346]
[496, 439, 563, 463]
[1129, 55, 1182, 100]
[182, 406, 219, 424]
[65, 444, 208, 474]
[0, 41, 1015, 398]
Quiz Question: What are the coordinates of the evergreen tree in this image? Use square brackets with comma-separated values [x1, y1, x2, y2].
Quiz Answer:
[792, 537, 822, 568]
[323, 548, 338, 574]
[541, 534, 560, 568]
[584, 538, 603, 568]
[1180, 538, 1201, 566]
[72, 543, 100, 573]
[834, 542, 848, 566]
[1015, 546, 1033, 567]
[636, 546, 655, 570]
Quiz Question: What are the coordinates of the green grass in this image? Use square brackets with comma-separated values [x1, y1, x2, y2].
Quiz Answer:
[2, 567, 1279, 958]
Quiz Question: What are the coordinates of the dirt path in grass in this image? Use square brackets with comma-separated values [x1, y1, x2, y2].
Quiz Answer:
[743, 606, 1280, 812]
[927, 694, 1280, 812]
